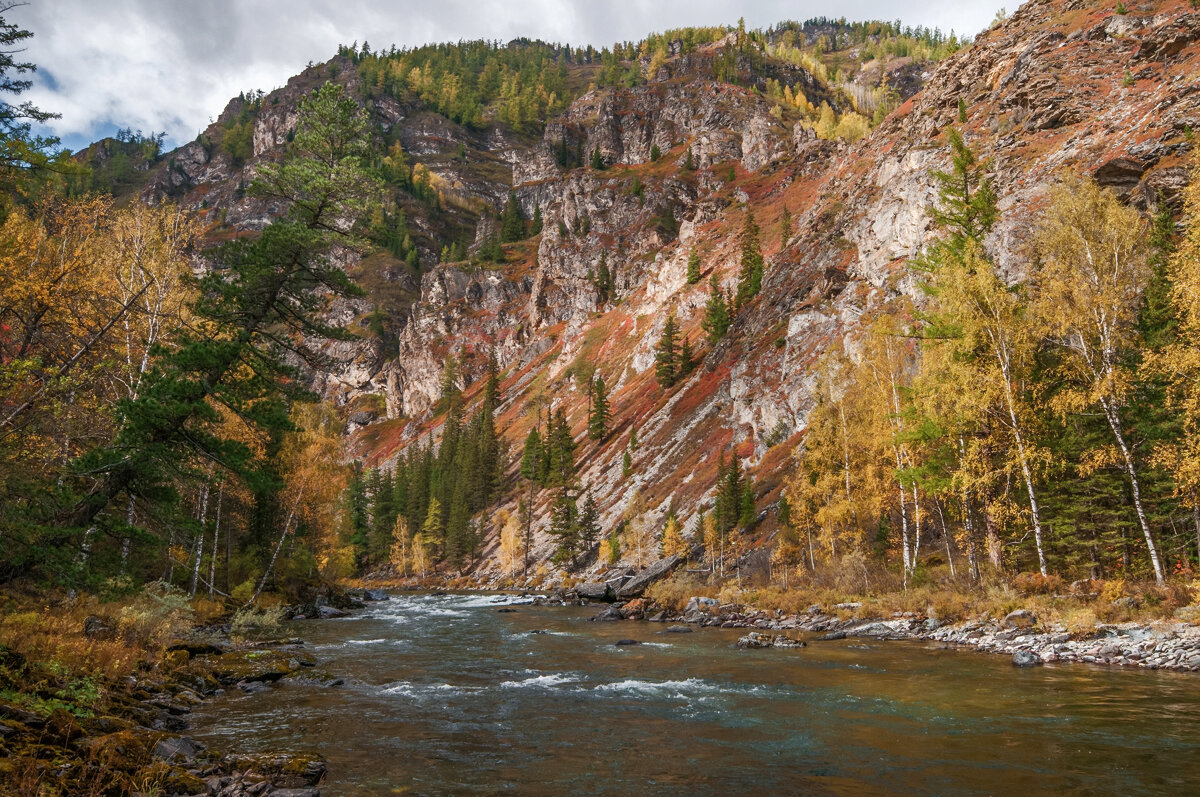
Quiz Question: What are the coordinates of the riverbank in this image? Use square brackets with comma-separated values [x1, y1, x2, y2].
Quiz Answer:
[0, 583, 381, 796]
[531, 582, 1200, 672]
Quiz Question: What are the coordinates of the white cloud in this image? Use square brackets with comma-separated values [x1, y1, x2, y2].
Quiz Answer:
[11, 0, 1011, 152]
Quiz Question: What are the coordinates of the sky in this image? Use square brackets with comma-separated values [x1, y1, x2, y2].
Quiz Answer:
[12, 1, 1013, 153]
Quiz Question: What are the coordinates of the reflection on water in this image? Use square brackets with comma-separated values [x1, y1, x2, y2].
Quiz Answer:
[188, 593, 1200, 795]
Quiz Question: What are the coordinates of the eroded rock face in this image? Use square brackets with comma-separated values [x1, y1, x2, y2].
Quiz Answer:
[132, 0, 1200, 579]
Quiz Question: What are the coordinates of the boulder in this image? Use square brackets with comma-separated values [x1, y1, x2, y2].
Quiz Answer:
[684, 596, 720, 614]
[592, 605, 623, 622]
[614, 639, 641, 646]
[665, 625, 693, 633]
[153, 736, 203, 764]
[363, 589, 389, 601]
[223, 752, 327, 788]
[317, 605, 349, 619]
[1002, 609, 1037, 630]
[736, 631, 774, 649]
[576, 582, 614, 602]
[166, 641, 225, 657]
[647, 611, 667, 622]
[616, 554, 682, 598]
[1012, 650, 1042, 667]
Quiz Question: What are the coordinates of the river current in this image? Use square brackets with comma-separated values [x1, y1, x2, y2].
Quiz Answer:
[188, 592, 1200, 795]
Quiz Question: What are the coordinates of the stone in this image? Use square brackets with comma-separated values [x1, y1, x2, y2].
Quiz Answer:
[684, 596, 720, 614]
[647, 611, 667, 622]
[153, 736, 203, 764]
[1002, 609, 1037, 630]
[576, 582, 614, 602]
[1012, 650, 1042, 667]
[592, 605, 623, 622]
[496, 608, 519, 613]
[1111, 596, 1142, 610]
[816, 631, 847, 641]
[316, 605, 349, 619]
[736, 631, 774, 649]
[363, 589, 389, 601]
[166, 641, 225, 657]
[223, 752, 327, 788]
[614, 639, 641, 646]
[664, 625, 693, 633]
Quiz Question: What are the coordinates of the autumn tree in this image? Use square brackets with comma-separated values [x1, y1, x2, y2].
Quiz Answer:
[65, 83, 381, 559]
[1034, 177, 1164, 583]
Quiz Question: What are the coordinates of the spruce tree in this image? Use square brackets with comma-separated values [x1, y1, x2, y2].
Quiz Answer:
[779, 205, 792, 248]
[736, 209, 764, 308]
[595, 251, 611, 302]
[655, 313, 680, 387]
[702, 275, 732, 343]
[500, 189, 526, 242]
[650, 143, 661, 162]
[683, 147, 695, 171]
[590, 146, 605, 170]
[548, 408, 575, 486]
[579, 491, 601, 551]
[530, 202, 543, 236]
[549, 488, 579, 564]
[686, 247, 702, 284]
[588, 376, 610, 440]
[622, 450, 632, 477]
[679, 337, 695, 377]
[520, 427, 542, 482]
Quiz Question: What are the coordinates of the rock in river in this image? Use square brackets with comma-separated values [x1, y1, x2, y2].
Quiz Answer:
[1012, 650, 1042, 667]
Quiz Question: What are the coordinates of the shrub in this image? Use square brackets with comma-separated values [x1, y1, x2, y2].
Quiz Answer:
[230, 605, 287, 637]
[116, 582, 193, 647]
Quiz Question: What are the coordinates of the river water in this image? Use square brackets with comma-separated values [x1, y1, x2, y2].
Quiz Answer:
[188, 593, 1200, 795]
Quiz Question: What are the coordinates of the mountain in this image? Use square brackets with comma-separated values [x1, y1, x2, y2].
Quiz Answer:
[122, 0, 1200, 581]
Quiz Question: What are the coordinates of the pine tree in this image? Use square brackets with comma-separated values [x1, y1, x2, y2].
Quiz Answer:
[683, 147, 695, 171]
[686, 247, 702, 284]
[590, 146, 605, 170]
[736, 209, 764, 308]
[65, 83, 380, 534]
[650, 143, 661, 162]
[655, 313, 680, 387]
[588, 376, 610, 440]
[629, 424, 638, 452]
[622, 449, 632, 477]
[702, 276, 732, 343]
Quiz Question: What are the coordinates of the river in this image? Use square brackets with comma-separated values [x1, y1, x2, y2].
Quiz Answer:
[188, 592, 1200, 795]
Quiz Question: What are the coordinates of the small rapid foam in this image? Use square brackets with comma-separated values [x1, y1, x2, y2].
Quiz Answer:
[499, 673, 577, 689]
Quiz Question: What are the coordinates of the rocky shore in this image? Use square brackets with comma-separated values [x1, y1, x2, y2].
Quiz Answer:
[0, 587, 387, 796]
[542, 586, 1200, 672]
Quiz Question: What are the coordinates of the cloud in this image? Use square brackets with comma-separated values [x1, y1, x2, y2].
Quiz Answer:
[11, 0, 1010, 152]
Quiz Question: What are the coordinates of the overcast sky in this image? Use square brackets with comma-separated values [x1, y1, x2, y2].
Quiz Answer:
[13, 1, 1012, 153]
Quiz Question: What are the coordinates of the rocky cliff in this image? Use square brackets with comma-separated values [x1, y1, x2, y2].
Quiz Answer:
[136, 0, 1200, 579]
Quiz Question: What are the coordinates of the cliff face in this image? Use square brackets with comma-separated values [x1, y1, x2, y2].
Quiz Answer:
[139, 0, 1200, 576]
